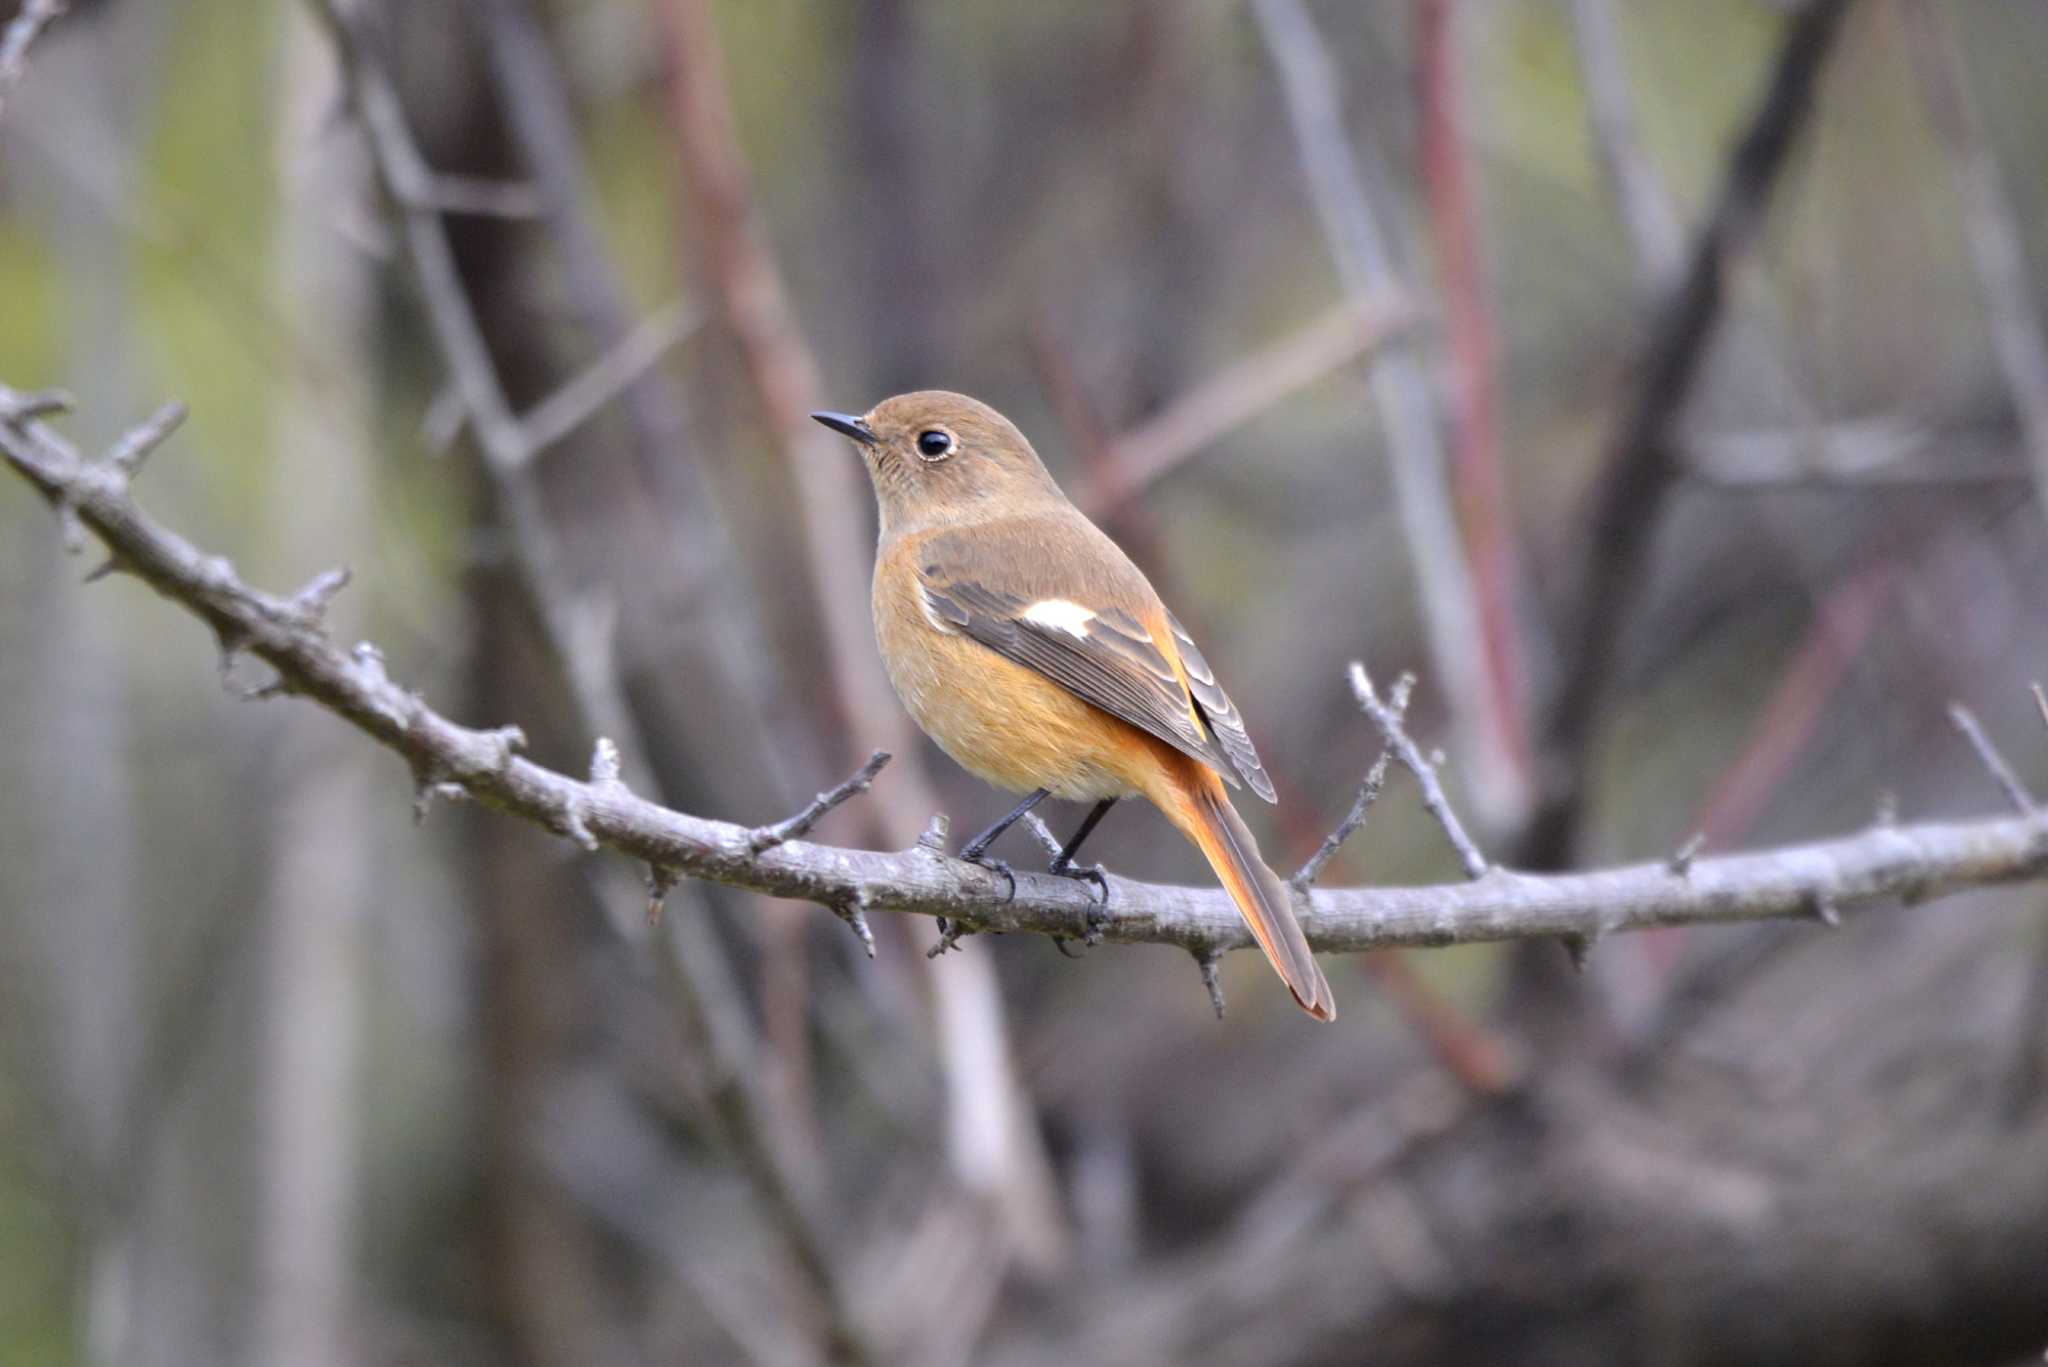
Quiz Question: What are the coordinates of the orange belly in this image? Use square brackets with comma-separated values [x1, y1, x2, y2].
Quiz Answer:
[874, 587, 1148, 802]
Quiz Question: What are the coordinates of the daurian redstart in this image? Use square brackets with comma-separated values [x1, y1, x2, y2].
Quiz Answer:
[814, 392, 1336, 1021]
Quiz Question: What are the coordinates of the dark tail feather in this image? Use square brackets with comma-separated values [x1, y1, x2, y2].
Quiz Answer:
[1181, 784, 1336, 1022]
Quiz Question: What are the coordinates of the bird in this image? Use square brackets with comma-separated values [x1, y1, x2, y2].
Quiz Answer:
[812, 391, 1336, 1021]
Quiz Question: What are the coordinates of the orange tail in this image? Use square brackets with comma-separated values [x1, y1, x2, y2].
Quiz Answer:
[1163, 767, 1336, 1022]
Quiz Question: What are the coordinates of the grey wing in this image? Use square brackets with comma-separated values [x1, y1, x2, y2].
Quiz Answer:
[1166, 612, 1276, 803]
[918, 576, 1245, 786]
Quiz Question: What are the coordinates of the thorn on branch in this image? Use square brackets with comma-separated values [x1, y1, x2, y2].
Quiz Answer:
[928, 915, 972, 958]
[645, 864, 680, 926]
[485, 725, 527, 770]
[288, 567, 352, 627]
[1563, 932, 1598, 972]
[589, 736, 625, 789]
[103, 401, 187, 479]
[81, 553, 122, 584]
[1809, 893, 1842, 928]
[747, 750, 892, 854]
[1668, 832, 1705, 876]
[233, 668, 295, 703]
[2032, 682, 2048, 732]
[1021, 812, 1065, 859]
[917, 811, 951, 854]
[0, 388, 74, 422]
[1348, 665, 1489, 879]
[55, 499, 84, 553]
[349, 641, 413, 730]
[412, 774, 468, 824]
[1195, 947, 1227, 1019]
[558, 794, 599, 852]
[837, 891, 878, 958]
[1948, 702, 2037, 814]
[214, 624, 256, 693]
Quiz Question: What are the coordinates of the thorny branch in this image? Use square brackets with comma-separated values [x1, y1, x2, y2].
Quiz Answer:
[7, 390, 2048, 966]
[1349, 664, 1490, 881]
[1292, 672, 1412, 891]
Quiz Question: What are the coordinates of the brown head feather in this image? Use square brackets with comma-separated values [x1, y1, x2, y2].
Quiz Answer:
[843, 391, 1066, 536]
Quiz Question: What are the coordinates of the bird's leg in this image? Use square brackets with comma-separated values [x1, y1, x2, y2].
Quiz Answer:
[960, 788, 1051, 860]
[956, 788, 1050, 898]
[1049, 798, 1115, 908]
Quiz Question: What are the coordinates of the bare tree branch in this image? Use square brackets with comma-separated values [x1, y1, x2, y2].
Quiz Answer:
[7, 394, 2048, 967]
[1948, 703, 2037, 815]
[1293, 673, 1412, 891]
[1350, 665, 1488, 880]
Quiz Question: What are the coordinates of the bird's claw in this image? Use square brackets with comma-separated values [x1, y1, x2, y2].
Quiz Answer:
[1048, 857, 1111, 943]
[961, 852, 1016, 901]
[1049, 856, 1110, 906]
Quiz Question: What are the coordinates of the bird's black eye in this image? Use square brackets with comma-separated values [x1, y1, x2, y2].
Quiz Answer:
[915, 429, 955, 461]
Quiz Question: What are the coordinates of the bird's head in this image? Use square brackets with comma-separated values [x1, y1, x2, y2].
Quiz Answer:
[812, 390, 1062, 536]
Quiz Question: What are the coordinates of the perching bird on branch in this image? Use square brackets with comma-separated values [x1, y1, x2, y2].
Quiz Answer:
[814, 392, 1335, 1020]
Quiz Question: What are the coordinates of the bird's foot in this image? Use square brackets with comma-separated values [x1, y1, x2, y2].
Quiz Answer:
[1048, 854, 1110, 905]
[960, 851, 1016, 902]
[1049, 855, 1110, 944]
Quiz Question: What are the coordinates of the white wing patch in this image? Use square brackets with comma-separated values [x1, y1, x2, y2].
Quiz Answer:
[1020, 598, 1097, 637]
[918, 584, 959, 634]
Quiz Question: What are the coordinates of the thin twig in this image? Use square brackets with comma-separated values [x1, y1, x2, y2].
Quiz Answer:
[1948, 703, 2036, 815]
[1078, 299, 1413, 519]
[749, 751, 893, 854]
[1348, 665, 1488, 880]
[105, 401, 188, 478]
[515, 299, 704, 465]
[404, 173, 542, 220]
[1293, 673, 1414, 890]
[0, 0, 65, 119]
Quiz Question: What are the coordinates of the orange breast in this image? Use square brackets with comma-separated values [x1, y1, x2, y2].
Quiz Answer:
[872, 554, 1150, 801]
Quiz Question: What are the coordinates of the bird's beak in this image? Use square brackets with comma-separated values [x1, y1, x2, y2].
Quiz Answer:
[811, 411, 878, 447]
